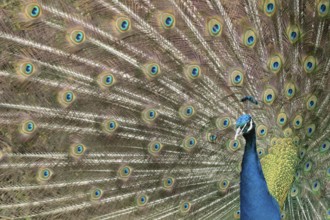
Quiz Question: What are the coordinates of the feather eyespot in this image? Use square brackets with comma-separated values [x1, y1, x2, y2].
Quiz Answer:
[311, 180, 321, 193]
[284, 83, 295, 99]
[142, 108, 158, 124]
[21, 120, 36, 134]
[216, 117, 231, 130]
[179, 201, 191, 214]
[26, 4, 42, 18]
[243, 29, 257, 48]
[230, 70, 244, 86]
[306, 95, 317, 110]
[148, 141, 163, 155]
[234, 210, 240, 219]
[268, 55, 282, 74]
[227, 140, 240, 152]
[71, 144, 86, 158]
[208, 18, 223, 36]
[290, 186, 299, 197]
[292, 114, 303, 129]
[119, 166, 132, 178]
[264, 0, 276, 16]
[185, 65, 201, 79]
[91, 188, 103, 200]
[320, 141, 329, 153]
[116, 17, 131, 32]
[306, 124, 315, 137]
[263, 88, 276, 105]
[304, 161, 312, 172]
[162, 177, 175, 189]
[318, 0, 329, 17]
[136, 194, 148, 206]
[161, 13, 175, 29]
[286, 25, 300, 44]
[303, 56, 317, 73]
[19, 63, 35, 77]
[277, 113, 287, 126]
[183, 136, 197, 151]
[37, 168, 53, 182]
[103, 119, 118, 133]
[144, 63, 161, 79]
[257, 125, 267, 137]
[70, 30, 85, 44]
[179, 105, 195, 120]
[218, 179, 230, 192]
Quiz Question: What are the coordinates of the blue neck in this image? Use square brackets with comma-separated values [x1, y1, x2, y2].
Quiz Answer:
[240, 128, 280, 220]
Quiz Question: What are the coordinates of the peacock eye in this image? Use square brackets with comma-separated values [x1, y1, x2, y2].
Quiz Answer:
[292, 115, 303, 129]
[234, 209, 241, 219]
[268, 55, 282, 73]
[287, 25, 300, 44]
[119, 166, 132, 178]
[303, 56, 317, 73]
[183, 136, 197, 151]
[306, 95, 317, 110]
[179, 201, 191, 214]
[103, 119, 118, 133]
[207, 133, 217, 143]
[179, 105, 195, 120]
[306, 124, 315, 137]
[227, 140, 240, 152]
[290, 186, 299, 197]
[21, 120, 36, 134]
[91, 188, 103, 200]
[218, 179, 230, 191]
[163, 177, 175, 189]
[161, 13, 175, 29]
[264, 0, 276, 16]
[148, 141, 163, 156]
[70, 30, 85, 44]
[136, 194, 148, 206]
[318, 0, 329, 17]
[144, 63, 161, 78]
[216, 117, 231, 130]
[277, 113, 287, 126]
[320, 141, 329, 153]
[20, 63, 35, 76]
[37, 168, 53, 181]
[304, 161, 312, 172]
[208, 18, 223, 36]
[71, 144, 86, 157]
[116, 17, 131, 32]
[257, 125, 268, 137]
[26, 4, 42, 18]
[257, 148, 265, 157]
[142, 108, 158, 123]
[263, 88, 276, 105]
[243, 29, 257, 48]
[230, 70, 244, 86]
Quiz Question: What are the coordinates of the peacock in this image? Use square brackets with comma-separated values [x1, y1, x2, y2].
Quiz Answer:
[0, 0, 329, 219]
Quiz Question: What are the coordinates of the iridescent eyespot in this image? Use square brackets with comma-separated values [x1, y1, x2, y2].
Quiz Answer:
[179, 201, 191, 214]
[208, 18, 223, 36]
[264, 0, 276, 16]
[293, 136, 300, 145]
[234, 209, 240, 219]
[216, 117, 231, 130]
[290, 186, 299, 197]
[306, 95, 317, 110]
[271, 138, 277, 146]
[161, 13, 175, 29]
[148, 141, 163, 156]
[311, 180, 321, 193]
[19, 63, 35, 76]
[268, 55, 282, 74]
[97, 72, 115, 88]
[185, 65, 201, 80]
[119, 166, 132, 178]
[136, 194, 148, 207]
[116, 17, 131, 32]
[179, 105, 195, 120]
[257, 125, 267, 137]
[318, 0, 329, 17]
[58, 90, 76, 107]
[292, 114, 303, 129]
[320, 141, 329, 153]
[243, 29, 257, 48]
[257, 148, 265, 157]
[21, 120, 36, 134]
[26, 4, 41, 18]
[283, 127, 293, 137]
[284, 82, 296, 99]
[142, 108, 158, 123]
[286, 25, 300, 44]
[37, 168, 53, 181]
[299, 149, 306, 159]
[227, 140, 241, 152]
[306, 124, 315, 137]
[183, 136, 197, 151]
[91, 188, 103, 200]
[218, 179, 230, 191]
[230, 70, 244, 86]
[295, 170, 301, 179]
[304, 161, 312, 172]
[303, 56, 317, 73]
[103, 119, 118, 133]
[69, 30, 85, 44]
[263, 88, 276, 105]
[281, 213, 286, 219]
[162, 177, 175, 189]
[277, 113, 287, 127]
[71, 144, 86, 157]
[144, 63, 161, 78]
[207, 132, 217, 143]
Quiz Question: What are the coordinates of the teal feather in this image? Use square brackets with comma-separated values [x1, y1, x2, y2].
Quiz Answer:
[0, 0, 329, 219]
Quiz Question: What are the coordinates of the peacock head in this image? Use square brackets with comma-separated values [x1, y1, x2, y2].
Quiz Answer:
[235, 114, 255, 139]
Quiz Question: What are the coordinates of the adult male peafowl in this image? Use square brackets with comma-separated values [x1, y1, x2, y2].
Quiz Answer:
[0, 0, 329, 219]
